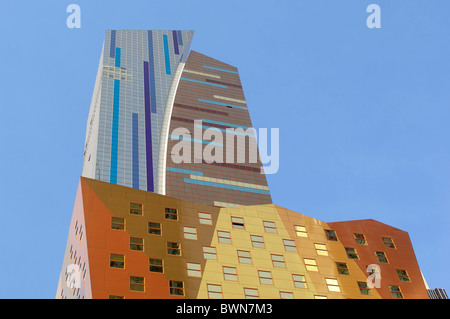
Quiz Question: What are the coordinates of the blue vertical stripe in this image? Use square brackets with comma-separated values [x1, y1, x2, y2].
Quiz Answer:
[143, 61, 154, 192]
[115, 47, 121, 67]
[147, 31, 157, 113]
[110, 79, 120, 184]
[110, 30, 116, 58]
[163, 34, 171, 75]
[132, 113, 139, 189]
[177, 30, 183, 46]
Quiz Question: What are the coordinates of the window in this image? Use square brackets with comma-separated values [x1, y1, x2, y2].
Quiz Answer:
[223, 266, 238, 281]
[199, 212, 212, 225]
[389, 285, 403, 299]
[187, 263, 201, 277]
[326, 278, 341, 292]
[237, 250, 252, 264]
[203, 246, 217, 259]
[354, 233, 367, 245]
[169, 280, 184, 296]
[129, 276, 145, 292]
[304, 258, 318, 272]
[244, 288, 259, 299]
[271, 254, 286, 268]
[130, 237, 144, 251]
[358, 282, 372, 295]
[294, 225, 308, 237]
[283, 239, 297, 252]
[375, 251, 389, 263]
[258, 270, 273, 285]
[250, 235, 265, 248]
[130, 203, 143, 216]
[184, 227, 198, 240]
[167, 242, 181, 256]
[263, 221, 277, 233]
[109, 295, 124, 299]
[345, 247, 359, 260]
[111, 217, 125, 230]
[396, 269, 411, 282]
[336, 262, 350, 275]
[314, 295, 328, 299]
[280, 291, 294, 299]
[207, 284, 223, 299]
[382, 237, 396, 249]
[217, 231, 231, 244]
[149, 258, 163, 273]
[315, 243, 328, 256]
[292, 274, 307, 288]
[148, 222, 161, 235]
[231, 216, 245, 229]
[165, 208, 178, 220]
[325, 229, 338, 241]
[110, 254, 125, 269]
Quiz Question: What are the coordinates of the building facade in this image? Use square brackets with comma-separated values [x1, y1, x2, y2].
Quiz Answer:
[57, 30, 429, 299]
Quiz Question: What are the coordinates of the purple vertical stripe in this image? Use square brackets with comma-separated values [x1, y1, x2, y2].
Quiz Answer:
[172, 30, 179, 55]
[110, 30, 116, 58]
[143, 61, 154, 192]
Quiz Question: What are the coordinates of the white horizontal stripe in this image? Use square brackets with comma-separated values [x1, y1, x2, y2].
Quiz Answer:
[190, 175, 269, 191]
[214, 95, 247, 104]
[184, 69, 221, 79]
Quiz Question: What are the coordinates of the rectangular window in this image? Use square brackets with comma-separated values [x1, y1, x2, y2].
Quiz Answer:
[251, 235, 265, 248]
[244, 288, 259, 299]
[129, 276, 145, 292]
[304, 258, 318, 272]
[294, 225, 308, 237]
[271, 254, 286, 268]
[325, 229, 338, 241]
[184, 226, 198, 240]
[169, 280, 184, 296]
[187, 263, 201, 277]
[110, 254, 124, 269]
[382, 237, 396, 249]
[130, 203, 143, 216]
[109, 295, 124, 299]
[314, 295, 328, 299]
[345, 247, 359, 260]
[375, 251, 389, 263]
[231, 216, 245, 229]
[237, 250, 252, 264]
[148, 222, 161, 235]
[292, 274, 307, 288]
[207, 284, 223, 299]
[149, 258, 163, 273]
[111, 217, 125, 230]
[396, 269, 411, 282]
[326, 278, 341, 292]
[263, 221, 277, 233]
[223, 266, 238, 281]
[167, 242, 181, 256]
[130, 237, 144, 251]
[203, 246, 217, 259]
[199, 212, 212, 225]
[258, 270, 273, 285]
[217, 231, 231, 244]
[315, 243, 328, 256]
[165, 208, 178, 220]
[389, 285, 403, 299]
[280, 291, 294, 299]
[283, 239, 297, 252]
[358, 282, 372, 295]
[336, 262, 350, 275]
[354, 233, 367, 245]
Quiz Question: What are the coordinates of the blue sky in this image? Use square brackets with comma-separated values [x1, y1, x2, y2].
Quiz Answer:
[0, 0, 449, 298]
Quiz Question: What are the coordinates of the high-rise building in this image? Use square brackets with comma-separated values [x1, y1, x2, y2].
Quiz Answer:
[57, 30, 430, 299]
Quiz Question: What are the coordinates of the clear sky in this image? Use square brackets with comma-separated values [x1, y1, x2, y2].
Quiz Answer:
[0, 0, 449, 298]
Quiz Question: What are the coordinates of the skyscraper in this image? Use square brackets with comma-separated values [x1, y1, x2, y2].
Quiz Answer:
[57, 30, 429, 299]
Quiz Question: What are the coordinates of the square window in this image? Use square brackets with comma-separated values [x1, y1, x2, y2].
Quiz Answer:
[231, 216, 245, 229]
[199, 212, 212, 225]
[389, 285, 403, 299]
[354, 233, 367, 245]
[110, 254, 124, 269]
[325, 229, 338, 241]
[304, 258, 318, 272]
[130, 237, 144, 251]
[223, 266, 238, 281]
[292, 274, 308, 288]
[294, 225, 308, 237]
[149, 258, 163, 273]
[111, 217, 125, 231]
[396, 269, 411, 282]
[187, 263, 201, 277]
[167, 242, 181, 256]
[184, 226, 198, 240]
[217, 230, 231, 244]
[251, 235, 265, 248]
[280, 291, 294, 299]
[263, 221, 277, 233]
[283, 239, 297, 252]
[244, 288, 259, 299]
[207, 284, 223, 299]
[129, 276, 145, 292]
[375, 251, 389, 263]
[345, 247, 359, 260]
[148, 222, 161, 235]
[165, 208, 178, 220]
[358, 282, 372, 295]
[326, 278, 341, 292]
[271, 254, 286, 268]
[130, 203, 143, 216]
[203, 246, 217, 259]
[258, 270, 273, 285]
[315, 243, 328, 256]
[336, 262, 350, 275]
[382, 237, 396, 249]
[169, 280, 184, 296]
[237, 250, 252, 264]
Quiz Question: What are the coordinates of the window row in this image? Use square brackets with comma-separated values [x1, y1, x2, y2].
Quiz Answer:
[324, 229, 396, 249]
